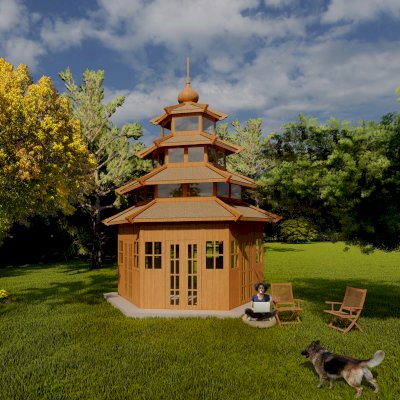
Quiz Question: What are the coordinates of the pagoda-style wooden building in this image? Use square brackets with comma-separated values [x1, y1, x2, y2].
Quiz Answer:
[104, 64, 280, 311]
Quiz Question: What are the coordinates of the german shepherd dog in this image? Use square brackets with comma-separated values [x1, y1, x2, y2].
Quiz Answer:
[301, 341, 385, 398]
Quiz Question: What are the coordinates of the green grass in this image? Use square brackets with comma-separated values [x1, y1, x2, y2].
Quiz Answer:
[0, 242, 399, 400]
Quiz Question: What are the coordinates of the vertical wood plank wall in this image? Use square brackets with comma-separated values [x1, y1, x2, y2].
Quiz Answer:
[117, 221, 264, 310]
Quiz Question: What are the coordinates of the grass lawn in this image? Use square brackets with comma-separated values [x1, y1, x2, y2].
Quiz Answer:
[0, 242, 399, 400]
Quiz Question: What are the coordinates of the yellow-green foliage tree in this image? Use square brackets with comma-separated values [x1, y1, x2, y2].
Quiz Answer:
[0, 58, 94, 241]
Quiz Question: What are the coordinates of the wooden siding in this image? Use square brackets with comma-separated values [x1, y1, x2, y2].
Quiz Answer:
[117, 221, 264, 311]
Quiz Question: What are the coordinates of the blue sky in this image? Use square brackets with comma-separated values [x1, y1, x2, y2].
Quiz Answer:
[1, 0, 400, 144]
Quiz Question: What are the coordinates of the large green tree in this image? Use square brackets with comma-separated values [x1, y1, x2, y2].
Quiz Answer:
[217, 118, 267, 179]
[0, 58, 94, 242]
[59, 68, 149, 268]
[260, 114, 400, 251]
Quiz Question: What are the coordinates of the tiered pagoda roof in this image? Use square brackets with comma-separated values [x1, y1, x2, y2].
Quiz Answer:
[104, 64, 280, 226]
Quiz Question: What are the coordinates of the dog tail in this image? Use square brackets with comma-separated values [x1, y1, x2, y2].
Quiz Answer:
[361, 350, 385, 368]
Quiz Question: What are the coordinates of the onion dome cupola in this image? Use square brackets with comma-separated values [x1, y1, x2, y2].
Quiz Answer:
[177, 58, 199, 103]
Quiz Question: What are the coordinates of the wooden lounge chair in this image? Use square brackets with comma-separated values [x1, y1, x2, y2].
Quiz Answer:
[324, 287, 367, 333]
[270, 283, 302, 325]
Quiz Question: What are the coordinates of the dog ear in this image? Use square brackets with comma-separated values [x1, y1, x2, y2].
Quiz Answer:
[315, 340, 320, 345]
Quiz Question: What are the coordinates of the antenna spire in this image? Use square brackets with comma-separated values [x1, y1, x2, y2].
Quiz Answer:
[186, 57, 190, 84]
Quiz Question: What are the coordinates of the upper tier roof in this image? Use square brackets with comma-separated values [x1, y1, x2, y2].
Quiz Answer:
[136, 132, 241, 159]
[150, 101, 228, 126]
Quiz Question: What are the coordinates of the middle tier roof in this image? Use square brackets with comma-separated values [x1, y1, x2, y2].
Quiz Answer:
[116, 163, 257, 195]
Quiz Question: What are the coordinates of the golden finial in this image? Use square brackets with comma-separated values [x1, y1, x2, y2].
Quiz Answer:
[178, 57, 199, 103]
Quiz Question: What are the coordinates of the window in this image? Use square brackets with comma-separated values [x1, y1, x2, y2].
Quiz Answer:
[175, 116, 198, 131]
[187, 244, 198, 305]
[187, 183, 213, 197]
[203, 117, 215, 134]
[168, 148, 184, 163]
[208, 148, 225, 168]
[231, 184, 242, 200]
[206, 241, 224, 269]
[217, 151, 226, 168]
[133, 241, 139, 268]
[230, 240, 239, 268]
[188, 146, 204, 162]
[153, 151, 165, 168]
[146, 186, 154, 201]
[217, 182, 229, 198]
[145, 242, 162, 269]
[170, 244, 179, 305]
[158, 184, 183, 198]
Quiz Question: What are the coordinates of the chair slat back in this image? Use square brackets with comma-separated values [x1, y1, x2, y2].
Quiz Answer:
[271, 283, 294, 305]
[342, 287, 367, 311]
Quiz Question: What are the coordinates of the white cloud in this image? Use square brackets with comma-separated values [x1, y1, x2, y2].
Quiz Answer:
[40, 18, 91, 51]
[0, 0, 45, 70]
[4, 37, 46, 69]
[322, 0, 400, 24]
[0, 0, 26, 32]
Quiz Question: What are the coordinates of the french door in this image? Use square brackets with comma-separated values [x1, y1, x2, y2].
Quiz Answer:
[168, 241, 200, 309]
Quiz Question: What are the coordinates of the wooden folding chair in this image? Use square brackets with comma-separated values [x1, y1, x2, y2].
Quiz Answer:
[324, 287, 367, 333]
[270, 283, 302, 325]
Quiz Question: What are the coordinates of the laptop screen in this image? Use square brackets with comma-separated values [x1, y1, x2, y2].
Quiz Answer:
[253, 302, 271, 313]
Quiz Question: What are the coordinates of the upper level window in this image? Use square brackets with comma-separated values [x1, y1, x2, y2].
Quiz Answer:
[175, 116, 198, 132]
[188, 146, 204, 162]
[152, 151, 165, 168]
[217, 182, 229, 198]
[158, 184, 183, 198]
[203, 117, 215, 134]
[168, 148, 184, 163]
[187, 183, 213, 197]
[231, 184, 242, 200]
[208, 148, 226, 168]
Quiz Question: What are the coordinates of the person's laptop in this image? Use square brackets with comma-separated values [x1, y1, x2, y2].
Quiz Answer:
[252, 301, 271, 313]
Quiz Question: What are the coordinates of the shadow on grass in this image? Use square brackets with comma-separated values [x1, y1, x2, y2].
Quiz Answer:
[2, 262, 118, 306]
[293, 278, 400, 319]
[0, 260, 92, 278]
[19, 271, 118, 306]
[265, 246, 305, 253]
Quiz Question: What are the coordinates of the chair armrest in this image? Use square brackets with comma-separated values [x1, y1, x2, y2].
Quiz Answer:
[294, 299, 303, 308]
[342, 306, 362, 315]
[324, 301, 342, 311]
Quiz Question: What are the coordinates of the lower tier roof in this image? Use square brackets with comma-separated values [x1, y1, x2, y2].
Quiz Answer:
[103, 197, 281, 225]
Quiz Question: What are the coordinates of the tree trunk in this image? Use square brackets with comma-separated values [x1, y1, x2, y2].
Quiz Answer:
[90, 195, 102, 269]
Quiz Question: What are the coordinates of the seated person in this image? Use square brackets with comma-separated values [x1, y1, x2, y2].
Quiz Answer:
[244, 282, 276, 321]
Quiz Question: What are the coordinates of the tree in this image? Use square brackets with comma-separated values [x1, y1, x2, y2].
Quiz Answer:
[0, 58, 94, 242]
[59, 68, 149, 268]
[260, 114, 400, 251]
[217, 118, 267, 179]
[217, 118, 269, 206]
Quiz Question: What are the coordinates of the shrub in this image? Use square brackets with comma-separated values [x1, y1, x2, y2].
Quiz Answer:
[278, 219, 319, 243]
[0, 289, 9, 300]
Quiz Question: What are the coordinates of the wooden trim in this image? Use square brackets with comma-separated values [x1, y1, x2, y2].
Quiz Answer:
[215, 198, 241, 221]
[247, 204, 283, 222]
[201, 132, 241, 153]
[130, 216, 234, 223]
[102, 204, 138, 226]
